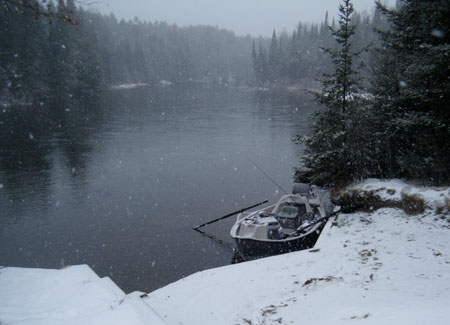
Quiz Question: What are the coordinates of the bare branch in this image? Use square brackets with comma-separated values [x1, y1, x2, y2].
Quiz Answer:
[1, 0, 79, 24]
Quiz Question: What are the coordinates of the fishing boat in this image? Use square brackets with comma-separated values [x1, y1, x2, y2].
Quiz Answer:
[230, 186, 328, 259]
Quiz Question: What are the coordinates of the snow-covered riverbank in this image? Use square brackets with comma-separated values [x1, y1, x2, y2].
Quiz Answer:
[1, 180, 449, 324]
[146, 180, 449, 324]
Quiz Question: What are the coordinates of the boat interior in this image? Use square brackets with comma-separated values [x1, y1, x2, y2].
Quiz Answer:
[233, 195, 325, 240]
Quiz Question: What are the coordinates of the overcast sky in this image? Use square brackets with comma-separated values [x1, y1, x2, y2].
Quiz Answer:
[92, 0, 390, 37]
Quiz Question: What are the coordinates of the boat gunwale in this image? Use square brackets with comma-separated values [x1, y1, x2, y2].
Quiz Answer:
[230, 221, 324, 243]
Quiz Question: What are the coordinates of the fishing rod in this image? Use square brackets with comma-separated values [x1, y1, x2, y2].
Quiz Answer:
[193, 200, 269, 230]
[240, 151, 288, 195]
[287, 207, 341, 238]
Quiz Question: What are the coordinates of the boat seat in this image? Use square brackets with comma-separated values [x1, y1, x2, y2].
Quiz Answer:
[278, 206, 299, 219]
[277, 205, 305, 229]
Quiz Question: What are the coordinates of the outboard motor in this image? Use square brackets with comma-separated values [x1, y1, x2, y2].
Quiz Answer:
[293, 183, 311, 197]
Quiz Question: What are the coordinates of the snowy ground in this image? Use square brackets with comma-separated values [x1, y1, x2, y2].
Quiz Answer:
[0, 265, 165, 325]
[1, 180, 449, 325]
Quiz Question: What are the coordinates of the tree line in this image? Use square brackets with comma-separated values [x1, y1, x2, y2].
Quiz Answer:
[294, 0, 450, 186]
[0, 0, 253, 104]
[250, 9, 383, 87]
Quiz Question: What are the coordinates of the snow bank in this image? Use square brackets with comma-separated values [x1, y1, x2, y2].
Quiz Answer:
[146, 180, 450, 324]
[0, 265, 164, 325]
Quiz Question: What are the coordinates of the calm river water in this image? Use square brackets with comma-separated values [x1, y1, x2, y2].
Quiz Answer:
[0, 85, 318, 292]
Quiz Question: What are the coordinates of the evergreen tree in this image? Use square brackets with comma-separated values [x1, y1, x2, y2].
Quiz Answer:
[295, 0, 371, 186]
[372, 0, 450, 182]
[253, 43, 267, 85]
[251, 40, 257, 83]
[288, 29, 302, 81]
[320, 11, 329, 39]
[3, 0, 46, 102]
[45, 0, 76, 96]
[268, 30, 279, 82]
[368, 45, 399, 178]
[72, 9, 105, 91]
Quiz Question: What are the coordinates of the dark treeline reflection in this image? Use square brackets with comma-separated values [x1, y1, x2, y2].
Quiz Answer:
[0, 92, 102, 198]
[0, 85, 252, 199]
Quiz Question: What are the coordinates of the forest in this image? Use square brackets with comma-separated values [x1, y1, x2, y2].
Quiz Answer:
[1, 0, 383, 103]
[0, 0, 253, 104]
[292, 0, 450, 186]
[249, 9, 384, 87]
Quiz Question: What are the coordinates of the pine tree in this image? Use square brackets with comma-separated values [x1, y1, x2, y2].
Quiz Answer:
[295, 0, 371, 186]
[320, 11, 329, 40]
[4, 0, 47, 102]
[45, 0, 76, 96]
[72, 9, 105, 91]
[288, 29, 302, 81]
[251, 41, 258, 84]
[268, 30, 279, 82]
[254, 43, 267, 85]
[373, 0, 450, 183]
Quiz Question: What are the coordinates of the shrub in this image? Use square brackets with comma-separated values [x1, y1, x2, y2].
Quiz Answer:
[332, 188, 425, 215]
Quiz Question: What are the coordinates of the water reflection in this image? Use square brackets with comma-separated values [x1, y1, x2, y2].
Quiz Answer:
[0, 85, 318, 293]
[0, 93, 103, 218]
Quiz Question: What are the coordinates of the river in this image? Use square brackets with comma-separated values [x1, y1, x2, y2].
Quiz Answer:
[0, 85, 318, 293]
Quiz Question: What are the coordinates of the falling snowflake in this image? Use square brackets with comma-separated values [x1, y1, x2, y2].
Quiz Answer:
[431, 29, 445, 38]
